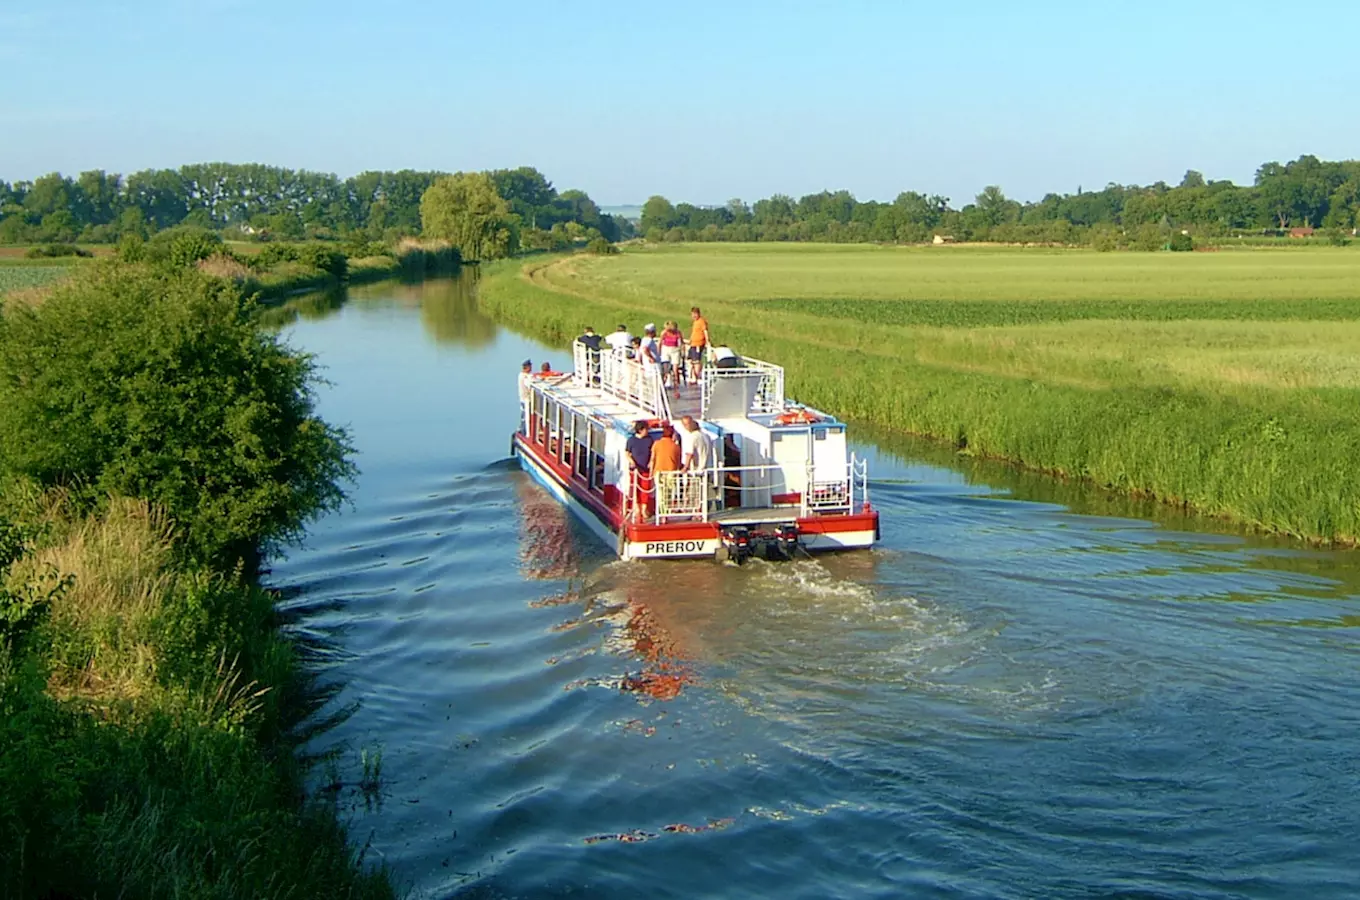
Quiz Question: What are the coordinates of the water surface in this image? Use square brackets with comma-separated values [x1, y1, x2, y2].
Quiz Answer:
[268, 276, 1360, 899]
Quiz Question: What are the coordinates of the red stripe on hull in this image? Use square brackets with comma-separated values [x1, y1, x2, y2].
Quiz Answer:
[795, 511, 880, 535]
[514, 434, 622, 530]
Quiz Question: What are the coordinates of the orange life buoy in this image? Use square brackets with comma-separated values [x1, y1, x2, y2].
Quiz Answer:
[774, 409, 821, 426]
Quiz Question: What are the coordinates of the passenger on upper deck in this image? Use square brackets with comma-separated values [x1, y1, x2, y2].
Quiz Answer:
[576, 326, 601, 352]
[575, 326, 602, 383]
[688, 307, 710, 382]
[640, 324, 660, 369]
[712, 346, 741, 369]
[660, 321, 685, 388]
[605, 324, 634, 354]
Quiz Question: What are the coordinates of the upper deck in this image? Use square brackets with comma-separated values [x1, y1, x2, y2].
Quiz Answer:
[552, 341, 836, 429]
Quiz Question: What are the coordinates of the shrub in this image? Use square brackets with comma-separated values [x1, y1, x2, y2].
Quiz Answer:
[1168, 231, 1194, 252]
[115, 234, 146, 263]
[0, 264, 354, 565]
[1327, 228, 1351, 247]
[1089, 226, 1119, 252]
[144, 226, 223, 269]
[585, 237, 619, 255]
[296, 244, 347, 280]
[25, 244, 92, 260]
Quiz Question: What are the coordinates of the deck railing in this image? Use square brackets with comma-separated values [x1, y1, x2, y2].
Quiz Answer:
[572, 342, 671, 419]
[627, 455, 868, 525]
[700, 355, 784, 418]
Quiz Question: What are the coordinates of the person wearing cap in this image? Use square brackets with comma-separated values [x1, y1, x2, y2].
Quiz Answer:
[639, 323, 661, 372]
[518, 360, 533, 432]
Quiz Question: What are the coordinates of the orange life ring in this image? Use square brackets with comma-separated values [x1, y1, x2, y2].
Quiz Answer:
[774, 409, 821, 426]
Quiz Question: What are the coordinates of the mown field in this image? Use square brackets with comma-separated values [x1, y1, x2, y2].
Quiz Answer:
[479, 243, 1360, 543]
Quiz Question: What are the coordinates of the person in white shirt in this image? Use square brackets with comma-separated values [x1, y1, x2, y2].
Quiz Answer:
[678, 416, 712, 471]
[604, 323, 634, 354]
[518, 360, 533, 431]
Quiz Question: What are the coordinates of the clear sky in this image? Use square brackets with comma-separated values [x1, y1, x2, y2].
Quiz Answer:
[2, 0, 1356, 206]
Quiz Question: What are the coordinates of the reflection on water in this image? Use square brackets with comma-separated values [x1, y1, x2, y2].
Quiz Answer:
[267, 277, 1360, 900]
[260, 272, 496, 349]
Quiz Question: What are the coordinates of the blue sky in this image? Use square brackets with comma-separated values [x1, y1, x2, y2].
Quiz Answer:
[2, 0, 1356, 206]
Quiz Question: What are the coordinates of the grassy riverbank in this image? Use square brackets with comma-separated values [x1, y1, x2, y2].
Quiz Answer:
[0, 264, 392, 897]
[479, 244, 1360, 544]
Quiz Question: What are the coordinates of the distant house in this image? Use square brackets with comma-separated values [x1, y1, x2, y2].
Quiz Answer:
[1288, 226, 1315, 238]
[932, 234, 957, 244]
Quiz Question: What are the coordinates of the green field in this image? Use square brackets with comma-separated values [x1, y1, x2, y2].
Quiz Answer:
[0, 261, 78, 297]
[480, 243, 1360, 543]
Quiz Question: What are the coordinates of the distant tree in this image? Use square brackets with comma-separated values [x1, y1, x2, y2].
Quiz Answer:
[640, 196, 678, 235]
[420, 172, 519, 261]
[974, 185, 1020, 228]
[1179, 169, 1206, 189]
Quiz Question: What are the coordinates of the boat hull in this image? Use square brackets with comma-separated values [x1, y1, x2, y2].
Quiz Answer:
[512, 434, 878, 561]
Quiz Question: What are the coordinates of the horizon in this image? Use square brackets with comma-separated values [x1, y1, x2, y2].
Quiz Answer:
[3, 1, 1357, 207]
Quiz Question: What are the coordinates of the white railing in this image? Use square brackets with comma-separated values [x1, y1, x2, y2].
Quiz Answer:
[701, 354, 784, 418]
[803, 453, 868, 515]
[573, 341, 670, 418]
[629, 457, 868, 525]
[654, 470, 710, 522]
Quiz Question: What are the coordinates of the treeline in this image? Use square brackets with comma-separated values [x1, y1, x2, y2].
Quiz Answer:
[640, 155, 1360, 247]
[0, 163, 632, 247]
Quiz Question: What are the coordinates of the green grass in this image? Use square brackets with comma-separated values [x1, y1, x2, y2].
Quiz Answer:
[479, 244, 1360, 544]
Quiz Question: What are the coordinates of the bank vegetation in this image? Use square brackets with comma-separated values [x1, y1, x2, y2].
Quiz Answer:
[0, 259, 393, 896]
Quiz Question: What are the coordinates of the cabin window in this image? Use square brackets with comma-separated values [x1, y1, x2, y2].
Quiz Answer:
[533, 394, 547, 445]
[588, 423, 606, 493]
[814, 430, 827, 441]
[573, 414, 590, 481]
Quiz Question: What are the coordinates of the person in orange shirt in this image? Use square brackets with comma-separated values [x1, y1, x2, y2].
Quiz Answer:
[649, 423, 683, 514]
[687, 306, 710, 383]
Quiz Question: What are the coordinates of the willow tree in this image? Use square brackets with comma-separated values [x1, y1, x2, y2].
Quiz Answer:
[419, 172, 518, 261]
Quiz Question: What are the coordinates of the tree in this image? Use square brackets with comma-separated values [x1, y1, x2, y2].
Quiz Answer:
[419, 172, 518, 261]
[0, 265, 353, 564]
[640, 195, 678, 235]
[1180, 169, 1205, 189]
[974, 185, 1020, 227]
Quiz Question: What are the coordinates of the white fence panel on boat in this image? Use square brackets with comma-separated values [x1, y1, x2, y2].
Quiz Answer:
[655, 470, 710, 522]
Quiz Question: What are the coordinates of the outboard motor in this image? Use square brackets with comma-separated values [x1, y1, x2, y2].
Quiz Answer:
[717, 526, 752, 563]
[773, 523, 800, 559]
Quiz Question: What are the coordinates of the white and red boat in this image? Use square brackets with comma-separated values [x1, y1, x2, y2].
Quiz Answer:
[512, 342, 879, 562]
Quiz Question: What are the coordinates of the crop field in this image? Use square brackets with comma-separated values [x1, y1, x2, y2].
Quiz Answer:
[0, 261, 78, 297]
[480, 243, 1360, 543]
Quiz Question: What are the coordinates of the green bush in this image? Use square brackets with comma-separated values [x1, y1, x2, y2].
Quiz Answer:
[1168, 231, 1194, 252]
[24, 244, 92, 260]
[585, 236, 619, 255]
[297, 244, 348, 280]
[0, 264, 354, 565]
[144, 226, 223, 268]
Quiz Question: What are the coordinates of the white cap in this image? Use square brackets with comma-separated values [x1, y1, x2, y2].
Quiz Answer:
[644, 322, 656, 332]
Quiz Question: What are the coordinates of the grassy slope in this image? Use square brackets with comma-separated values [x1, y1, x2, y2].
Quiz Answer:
[478, 245, 1360, 544]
